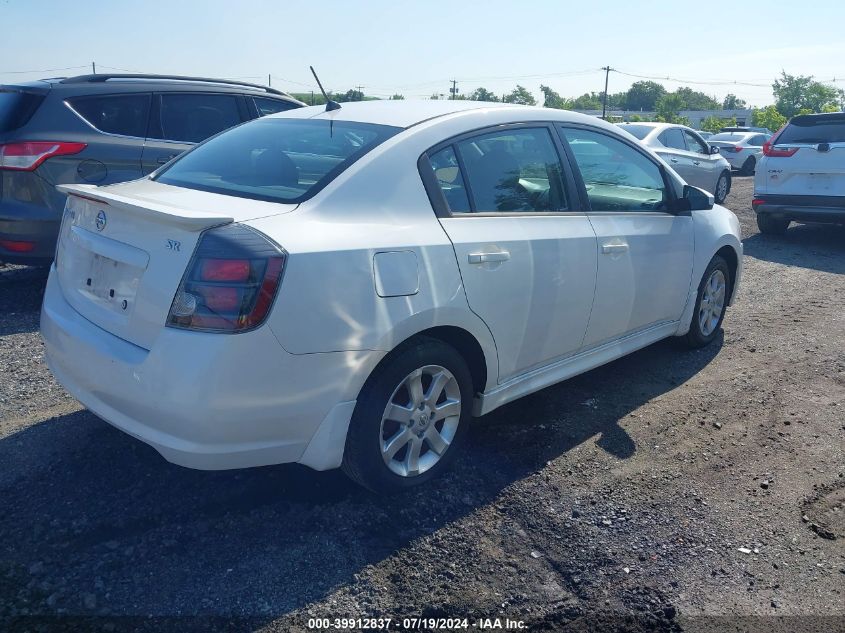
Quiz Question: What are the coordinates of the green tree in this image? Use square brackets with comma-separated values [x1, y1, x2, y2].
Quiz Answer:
[751, 105, 786, 132]
[655, 93, 686, 123]
[569, 92, 603, 110]
[700, 115, 737, 133]
[674, 87, 720, 110]
[337, 88, 364, 102]
[540, 84, 567, 109]
[468, 87, 500, 102]
[626, 80, 666, 111]
[389, 94, 404, 100]
[723, 93, 746, 109]
[773, 71, 844, 117]
[504, 85, 536, 106]
[429, 93, 442, 100]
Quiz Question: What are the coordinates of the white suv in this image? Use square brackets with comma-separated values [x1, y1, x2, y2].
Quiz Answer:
[41, 101, 742, 492]
[754, 112, 845, 234]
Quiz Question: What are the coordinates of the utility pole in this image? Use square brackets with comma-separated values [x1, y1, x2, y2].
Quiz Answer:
[601, 66, 612, 120]
[268, 74, 271, 87]
[92, 61, 96, 75]
[449, 79, 458, 100]
[310, 90, 314, 106]
[356, 85, 364, 101]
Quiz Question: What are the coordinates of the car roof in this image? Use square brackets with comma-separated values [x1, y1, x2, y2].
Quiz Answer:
[271, 99, 624, 130]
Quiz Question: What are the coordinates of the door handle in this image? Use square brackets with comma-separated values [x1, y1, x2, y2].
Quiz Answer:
[601, 243, 629, 254]
[156, 154, 178, 164]
[468, 251, 510, 264]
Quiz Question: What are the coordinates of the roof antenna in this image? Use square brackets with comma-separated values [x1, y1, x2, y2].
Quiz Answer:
[310, 66, 341, 112]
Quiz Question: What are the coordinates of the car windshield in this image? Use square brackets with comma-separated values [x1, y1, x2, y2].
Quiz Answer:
[154, 118, 402, 203]
[709, 133, 748, 142]
[777, 117, 845, 144]
[617, 124, 654, 140]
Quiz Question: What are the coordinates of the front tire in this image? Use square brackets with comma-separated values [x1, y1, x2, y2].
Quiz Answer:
[756, 214, 790, 235]
[342, 337, 473, 493]
[683, 255, 730, 349]
[714, 171, 730, 204]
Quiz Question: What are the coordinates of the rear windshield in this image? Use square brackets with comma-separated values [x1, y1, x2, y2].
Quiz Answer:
[617, 124, 654, 140]
[154, 118, 401, 203]
[777, 116, 845, 144]
[709, 133, 747, 142]
[0, 89, 45, 133]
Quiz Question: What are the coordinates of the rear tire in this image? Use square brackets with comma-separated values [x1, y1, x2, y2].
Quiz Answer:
[756, 214, 790, 235]
[682, 255, 730, 349]
[342, 337, 473, 493]
[714, 171, 730, 204]
[739, 156, 756, 176]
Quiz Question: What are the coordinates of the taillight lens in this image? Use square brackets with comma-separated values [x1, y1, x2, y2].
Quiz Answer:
[729, 145, 743, 153]
[166, 223, 286, 333]
[762, 125, 798, 157]
[0, 142, 87, 171]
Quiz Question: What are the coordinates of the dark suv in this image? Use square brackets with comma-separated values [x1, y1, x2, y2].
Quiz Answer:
[0, 74, 304, 264]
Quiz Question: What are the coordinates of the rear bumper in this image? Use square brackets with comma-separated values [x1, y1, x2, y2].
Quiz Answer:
[0, 214, 59, 264]
[0, 171, 64, 264]
[753, 194, 845, 223]
[41, 269, 382, 471]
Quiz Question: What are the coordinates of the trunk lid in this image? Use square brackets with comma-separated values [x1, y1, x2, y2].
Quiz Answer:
[55, 180, 295, 349]
[761, 144, 845, 196]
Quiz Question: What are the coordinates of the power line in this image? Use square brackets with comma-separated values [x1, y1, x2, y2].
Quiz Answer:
[0, 65, 88, 75]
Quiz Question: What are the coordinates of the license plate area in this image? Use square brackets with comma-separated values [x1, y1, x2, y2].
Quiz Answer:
[80, 253, 141, 315]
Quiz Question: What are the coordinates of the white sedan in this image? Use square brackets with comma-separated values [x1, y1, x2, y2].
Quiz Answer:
[41, 101, 742, 492]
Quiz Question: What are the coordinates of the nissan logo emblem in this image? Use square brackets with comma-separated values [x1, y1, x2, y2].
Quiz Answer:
[96, 210, 107, 231]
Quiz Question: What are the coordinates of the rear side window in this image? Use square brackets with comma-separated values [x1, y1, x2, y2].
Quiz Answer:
[561, 127, 668, 212]
[154, 118, 401, 203]
[67, 94, 150, 138]
[428, 146, 470, 212]
[0, 89, 46, 133]
[253, 97, 298, 117]
[777, 116, 845, 144]
[155, 93, 242, 143]
[452, 127, 568, 213]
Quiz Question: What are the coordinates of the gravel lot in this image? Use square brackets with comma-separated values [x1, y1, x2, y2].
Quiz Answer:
[1, 177, 843, 633]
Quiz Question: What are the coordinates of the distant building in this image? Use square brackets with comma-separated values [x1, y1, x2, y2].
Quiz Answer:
[574, 108, 754, 128]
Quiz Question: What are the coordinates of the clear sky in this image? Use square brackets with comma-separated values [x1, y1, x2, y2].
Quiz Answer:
[2, 0, 844, 107]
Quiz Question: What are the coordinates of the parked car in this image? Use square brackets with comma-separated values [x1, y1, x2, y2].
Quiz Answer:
[753, 112, 845, 234]
[41, 101, 742, 492]
[708, 131, 769, 175]
[0, 74, 304, 264]
[697, 130, 714, 140]
[617, 122, 732, 203]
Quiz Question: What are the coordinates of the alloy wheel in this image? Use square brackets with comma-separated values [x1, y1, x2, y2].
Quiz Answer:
[699, 269, 726, 336]
[379, 365, 461, 477]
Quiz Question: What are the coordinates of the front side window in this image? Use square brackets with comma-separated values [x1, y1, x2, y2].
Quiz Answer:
[453, 127, 567, 213]
[156, 93, 242, 143]
[658, 127, 687, 150]
[684, 130, 708, 154]
[68, 94, 150, 138]
[155, 118, 401, 203]
[561, 127, 669, 212]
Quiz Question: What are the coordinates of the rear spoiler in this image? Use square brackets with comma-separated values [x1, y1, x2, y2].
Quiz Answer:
[57, 184, 234, 231]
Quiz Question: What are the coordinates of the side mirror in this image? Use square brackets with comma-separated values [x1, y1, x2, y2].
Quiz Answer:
[683, 184, 714, 211]
[709, 145, 720, 155]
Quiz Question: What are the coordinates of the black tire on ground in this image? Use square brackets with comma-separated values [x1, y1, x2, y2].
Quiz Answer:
[756, 214, 790, 235]
[342, 336, 474, 493]
[739, 156, 756, 176]
[714, 171, 731, 204]
[682, 255, 731, 349]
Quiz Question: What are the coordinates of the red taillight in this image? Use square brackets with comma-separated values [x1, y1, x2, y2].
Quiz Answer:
[0, 239, 36, 253]
[762, 124, 798, 157]
[167, 224, 286, 334]
[0, 142, 87, 171]
[199, 258, 250, 282]
[752, 199, 766, 208]
[728, 145, 743, 153]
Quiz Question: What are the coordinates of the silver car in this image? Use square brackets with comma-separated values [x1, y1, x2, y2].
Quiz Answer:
[618, 122, 732, 203]
[708, 131, 769, 175]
